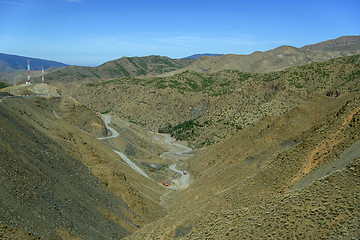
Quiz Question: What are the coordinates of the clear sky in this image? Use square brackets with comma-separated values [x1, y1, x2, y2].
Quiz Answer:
[0, 0, 359, 66]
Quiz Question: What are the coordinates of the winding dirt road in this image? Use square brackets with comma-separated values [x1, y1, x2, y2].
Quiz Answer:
[169, 164, 190, 189]
[97, 114, 191, 187]
[97, 114, 149, 179]
[97, 114, 119, 140]
[153, 133, 192, 189]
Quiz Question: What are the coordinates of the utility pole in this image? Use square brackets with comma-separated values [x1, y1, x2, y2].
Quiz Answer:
[42, 66, 45, 84]
[26, 59, 31, 84]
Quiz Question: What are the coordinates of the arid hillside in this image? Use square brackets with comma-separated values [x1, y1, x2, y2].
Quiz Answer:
[0, 96, 166, 239]
[161, 35, 360, 75]
[3, 83, 62, 97]
[124, 92, 360, 239]
[72, 54, 360, 148]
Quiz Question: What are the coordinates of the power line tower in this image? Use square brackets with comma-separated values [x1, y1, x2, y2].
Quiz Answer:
[26, 59, 31, 84]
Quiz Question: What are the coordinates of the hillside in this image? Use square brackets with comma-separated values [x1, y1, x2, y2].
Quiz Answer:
[301, 35, 360, 51]
[1, 81, 359, 239]
[160, 35, 360, 76]
[125, 92, 360, 239]
[41, 55, 195, 83]
[0, 96, 166, 239]
[72, 54, 360, 148]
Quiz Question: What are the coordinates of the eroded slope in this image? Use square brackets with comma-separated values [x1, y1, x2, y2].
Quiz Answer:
[0, 97, 164, 239]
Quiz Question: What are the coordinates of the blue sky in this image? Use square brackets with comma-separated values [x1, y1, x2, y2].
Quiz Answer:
[0, 0, 359, 66]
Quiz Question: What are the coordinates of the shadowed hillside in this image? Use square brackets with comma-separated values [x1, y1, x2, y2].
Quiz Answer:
[0, 97, 165, 239]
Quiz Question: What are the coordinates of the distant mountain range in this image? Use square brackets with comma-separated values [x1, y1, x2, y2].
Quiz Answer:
[41, 55, 194, 83]
[1, 35, 359, 84]
[41, 36, 360, 83]
[0, 54, 195, 83]
[164, 36, 360, 75]
[183, 53, 223, 59]
[0, 53, 69, 71]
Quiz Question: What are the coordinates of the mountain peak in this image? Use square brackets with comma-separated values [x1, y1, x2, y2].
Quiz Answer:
[301, 35, 360, 51]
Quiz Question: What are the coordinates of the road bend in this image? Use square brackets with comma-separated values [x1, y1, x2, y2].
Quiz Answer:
[97, 114, 149, 179]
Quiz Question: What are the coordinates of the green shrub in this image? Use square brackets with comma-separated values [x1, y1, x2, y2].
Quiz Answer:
[0, 81, 9, 89]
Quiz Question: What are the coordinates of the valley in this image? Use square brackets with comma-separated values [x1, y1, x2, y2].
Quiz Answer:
[0, 36, 359, 239]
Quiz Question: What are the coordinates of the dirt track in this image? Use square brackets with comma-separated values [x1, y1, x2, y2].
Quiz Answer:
[169, 164, 190, 189]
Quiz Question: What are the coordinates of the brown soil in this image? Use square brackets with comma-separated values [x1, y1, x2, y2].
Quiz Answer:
[296, 105, 360, 180]
[124, 94, 360, 239]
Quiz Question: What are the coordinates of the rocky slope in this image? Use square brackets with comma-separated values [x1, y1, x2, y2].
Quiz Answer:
[72, 54, 360, 148]
[0, 96, 165, 239]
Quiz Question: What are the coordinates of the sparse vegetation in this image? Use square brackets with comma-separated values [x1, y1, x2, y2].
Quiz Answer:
[72, 54, 360, 148]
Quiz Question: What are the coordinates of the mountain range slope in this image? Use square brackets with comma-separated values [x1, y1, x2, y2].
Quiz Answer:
[159, 35, 360, 76]
[301, 35, 360, 51]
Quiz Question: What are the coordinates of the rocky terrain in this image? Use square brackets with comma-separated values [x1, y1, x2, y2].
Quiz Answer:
[0, 36, 359, 239]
